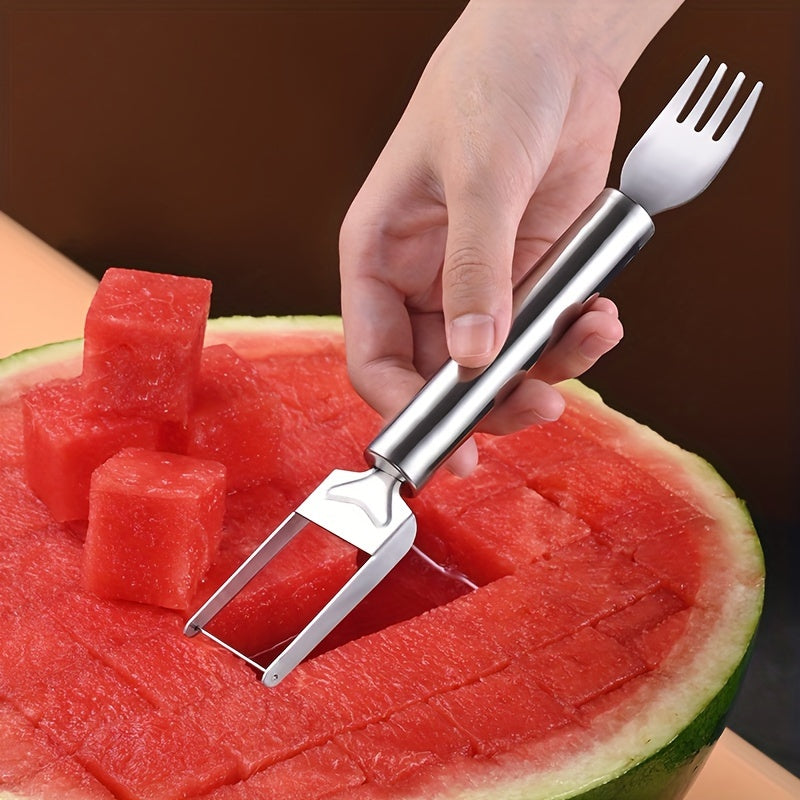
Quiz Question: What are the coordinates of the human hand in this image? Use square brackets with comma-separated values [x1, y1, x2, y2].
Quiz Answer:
[340, 0, 681, 474]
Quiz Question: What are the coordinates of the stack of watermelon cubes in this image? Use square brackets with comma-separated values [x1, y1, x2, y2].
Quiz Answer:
[21, 268, 281, 611]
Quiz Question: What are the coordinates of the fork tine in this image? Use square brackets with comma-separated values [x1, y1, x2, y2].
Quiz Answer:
[719, 80, 763, 147]
[683, 62, 727, 128]
[659, 55, 711, 121]
[703, 71, 746, 135]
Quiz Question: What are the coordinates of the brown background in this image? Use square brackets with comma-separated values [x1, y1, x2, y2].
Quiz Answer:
[0, 0, 798, 772]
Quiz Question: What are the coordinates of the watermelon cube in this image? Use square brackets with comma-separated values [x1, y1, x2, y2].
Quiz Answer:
[521, 626, 648, 707]
[82, 268, 211, 423]
[184, 344, 281, 489]
[438, 485, 591, 585]
[83, 448, 226, 611]
[21, 378, 160, 522]
[337, 702, 471, 785]
[219, 741, 365, 800]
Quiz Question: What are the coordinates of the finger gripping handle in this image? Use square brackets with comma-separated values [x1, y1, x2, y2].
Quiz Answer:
[365, 188, 654, 493]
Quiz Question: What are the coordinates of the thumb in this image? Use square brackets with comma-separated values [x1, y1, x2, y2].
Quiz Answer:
[442, 186, 520, 368]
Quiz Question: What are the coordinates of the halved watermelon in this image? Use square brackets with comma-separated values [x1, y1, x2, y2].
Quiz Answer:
[0, 316, 763, 800]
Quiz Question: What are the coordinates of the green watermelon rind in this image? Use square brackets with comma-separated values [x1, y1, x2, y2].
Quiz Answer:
[564, 652, 751, 800]
[0, 338, 84, 399]
[0, 317, 764, 800]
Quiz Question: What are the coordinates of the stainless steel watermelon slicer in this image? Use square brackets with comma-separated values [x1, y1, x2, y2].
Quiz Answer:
[185, 56, 762, 686]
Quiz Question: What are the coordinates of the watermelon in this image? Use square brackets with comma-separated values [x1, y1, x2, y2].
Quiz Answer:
[181, 343, 282, 489]
[0, 316, 763, 800]
[82, 448, 227, 611]
[81, 268, 211, 423]
[20, 378, 161, 522]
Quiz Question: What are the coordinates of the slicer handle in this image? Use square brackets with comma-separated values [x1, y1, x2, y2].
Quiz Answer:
[365, 188, 654, 494]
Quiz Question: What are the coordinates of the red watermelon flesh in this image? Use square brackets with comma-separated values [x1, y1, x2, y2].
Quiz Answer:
[0, 319, 764, 800]
[0, 403, 24, 464]
[81, 268, 211, 424]
[316, 546, 474, 655]
[198, 740, 365, 800]
[82, 448, 227, 611]
[0, 465, 59, 534]
[594, 584, 689, 662]
[426, 483, 592, 585]
[182, 344, 282, 490]
[251, 349, 382, 500]
[408, 452, 527, 567]
[20, 378, 160, 522]
[200, 522, 358, 658]
[191, 481, 359, 658]
[336, 702, 472, 786]
[0, 702, 115, 800]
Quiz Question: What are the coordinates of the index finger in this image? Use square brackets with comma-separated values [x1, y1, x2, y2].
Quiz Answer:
[339, 258, 427, 422]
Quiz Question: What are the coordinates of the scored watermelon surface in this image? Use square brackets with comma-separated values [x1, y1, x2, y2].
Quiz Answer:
[0, 317, 763, 800]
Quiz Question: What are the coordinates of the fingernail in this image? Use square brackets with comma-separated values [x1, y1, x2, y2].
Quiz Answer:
[536, 392, 566, 422]
[449, 314, 495, 362]
[445, 438, 479, 477]
[579, 334, 620, 360]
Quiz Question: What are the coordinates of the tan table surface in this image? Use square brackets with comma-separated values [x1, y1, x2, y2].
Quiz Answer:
[0, 212, 98, 358]
[2, 212, 798, 798]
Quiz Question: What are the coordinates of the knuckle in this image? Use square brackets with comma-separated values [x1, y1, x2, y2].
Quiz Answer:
[442, 246, 499, 300]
